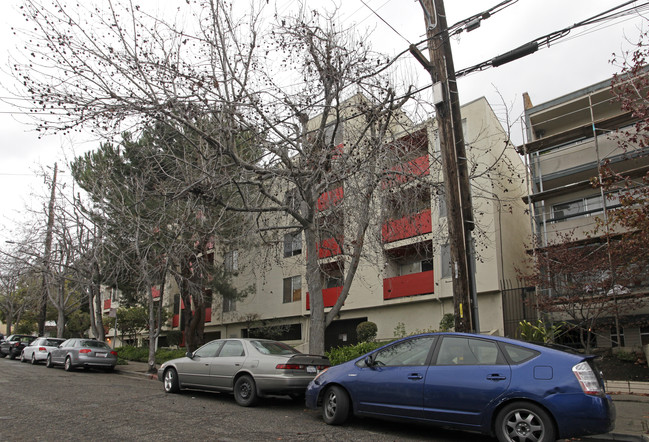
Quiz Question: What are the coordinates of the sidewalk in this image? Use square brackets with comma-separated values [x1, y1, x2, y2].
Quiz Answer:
[114, 361, 649, 441]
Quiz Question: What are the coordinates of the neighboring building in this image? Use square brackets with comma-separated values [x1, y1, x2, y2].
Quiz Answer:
[102, 96, 530, 351]
[521, 74, 649, 350]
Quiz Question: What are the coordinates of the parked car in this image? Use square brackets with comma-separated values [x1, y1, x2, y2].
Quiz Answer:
[21, 337, 66, 364]
[46, 338, 117, 372]
[0, 334, 37, 360]
[306, 332, 615, 442]
[158, 338, 330, 406]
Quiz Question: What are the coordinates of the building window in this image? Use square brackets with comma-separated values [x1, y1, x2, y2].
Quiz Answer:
[224, 250, 238, 272]
[441, 243, 452, 279]
[399, 258, 434, 276]
[551, 192, 621, 222]
[610, 327, 625, 347]
[437, 186, 447, 218]
[641, 327, 649, 346]
[223, 296, 236, 313]
[173, 294, 180, 316]
[283, 232, 302, 257]
[283, 276, 302, 303]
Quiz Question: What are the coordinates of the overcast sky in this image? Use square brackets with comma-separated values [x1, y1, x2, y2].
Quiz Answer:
[0, 0, 647, 242]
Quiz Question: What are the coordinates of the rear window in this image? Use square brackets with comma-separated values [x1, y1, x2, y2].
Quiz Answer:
[80, 340, 110, 349]
[250, 340, 299, 355]
[502, 343, 540, 364]
[46, 339, 64, 346]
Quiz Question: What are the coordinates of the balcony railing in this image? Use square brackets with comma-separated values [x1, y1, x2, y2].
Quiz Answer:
[103, 299, 111, 310]
[205, 307, 212, 323]
[382, 155, 429, 189]
[317, 236, 343, 258]
[383, 270, 434, 300]
[306, 286, 343, 310]
[382, 209, 432, 243]
[317, 186, 344, 212]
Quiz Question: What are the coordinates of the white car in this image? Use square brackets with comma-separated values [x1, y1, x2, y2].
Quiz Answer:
[21, 337, 65, 364]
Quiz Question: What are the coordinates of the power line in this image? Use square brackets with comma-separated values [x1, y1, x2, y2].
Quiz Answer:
[455, 0, 649, 78]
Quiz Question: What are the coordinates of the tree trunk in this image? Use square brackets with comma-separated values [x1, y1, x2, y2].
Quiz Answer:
[94, 286, 105, 341]
[305, 227, 325, 355]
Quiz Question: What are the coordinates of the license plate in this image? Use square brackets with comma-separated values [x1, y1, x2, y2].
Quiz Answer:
[306, 366, 317, 374]
[96, 352, 106, 357]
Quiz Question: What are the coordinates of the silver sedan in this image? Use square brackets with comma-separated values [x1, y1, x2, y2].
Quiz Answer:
[158, 338, 330, 406]
[21, 337, 65, 364]
[46, 338, 117, 372]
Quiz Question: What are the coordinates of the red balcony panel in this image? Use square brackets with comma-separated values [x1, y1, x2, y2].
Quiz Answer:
[151, 286, 160, 299]
[382, 155, 430, 189]
[103, 299, 111, 310]
[382, 209, 432, 243]
[172, 314, 179, 328]
[383, 270, 434, 300]
[204, 307, 212, 323]
[306, 286, 343, 310]
[317, 186, 344, 212]
[317, 236, 343, 258]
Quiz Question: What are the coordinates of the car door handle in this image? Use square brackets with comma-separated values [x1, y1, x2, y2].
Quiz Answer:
[407, 373, 423, 380]
[234, 363, 241, 366]
[487, 374, 507, 381]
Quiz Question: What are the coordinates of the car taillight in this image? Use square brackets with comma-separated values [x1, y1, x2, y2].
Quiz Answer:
[110, 351, 118, 356]
[572, 361, 603, 396]
[276, 364, 305, 370]
[38, 347, 47, 352]
[79, 349, 92, 354]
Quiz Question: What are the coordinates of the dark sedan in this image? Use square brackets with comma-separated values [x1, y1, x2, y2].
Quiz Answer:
[0, 334, 37, 360]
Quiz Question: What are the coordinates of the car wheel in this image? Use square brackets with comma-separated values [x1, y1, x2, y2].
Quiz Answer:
[46, 354, 53, 368]
[0, 352, 6, 358]
[20, 351, 26, 363]
[234, 375, 258, 407]
[495, 401, 556, 442]
[163, 368, 180, 393]
[31, 353, 37, 365]
[9, 351, 16, 360]
[64, 356, 74, 372]
[322, 385, 350, 425]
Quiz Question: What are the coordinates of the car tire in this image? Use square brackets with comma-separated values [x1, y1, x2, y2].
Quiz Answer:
[46, 354, 53, 368]
[0, 352, 5, 358]
[64, 356, 74, 372]
[322, 385, 350, 425]
[234, 375, 258, 407]
[495, 401, 556, 442]
[31, 353, 37, 365]
[20, 351, 26, 363]
[163, 368, 180, 393]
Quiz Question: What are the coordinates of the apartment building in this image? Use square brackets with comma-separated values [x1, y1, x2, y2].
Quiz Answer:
[521, 74, 649, 350]
[103, 96, 530, 351]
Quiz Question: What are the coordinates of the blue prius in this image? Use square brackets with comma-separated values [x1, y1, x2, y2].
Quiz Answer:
[305, 333, 615, 442]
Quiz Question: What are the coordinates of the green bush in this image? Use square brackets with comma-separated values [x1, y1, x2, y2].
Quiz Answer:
[156, 347, 186, 364]
[326, 341, 386, 366]
[616, 351, 637, 363]
[116, 345, 186, 364]
[356, 321, 378, 342]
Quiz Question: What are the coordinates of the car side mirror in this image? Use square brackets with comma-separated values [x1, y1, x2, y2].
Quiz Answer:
[364, 355, 375, 367]
[186, 351, 194, 359]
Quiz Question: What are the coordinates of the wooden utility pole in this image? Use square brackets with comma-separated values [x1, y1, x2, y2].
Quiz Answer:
[38, 162, 57, 336]
[416, 0, 478, 332]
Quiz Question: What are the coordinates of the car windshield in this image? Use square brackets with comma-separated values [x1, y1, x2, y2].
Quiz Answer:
[80, 340, 110, 349]
[250, 340, 299, 355]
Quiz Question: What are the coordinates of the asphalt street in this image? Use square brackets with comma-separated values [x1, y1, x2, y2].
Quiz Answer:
[0, 357, 494, 442]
